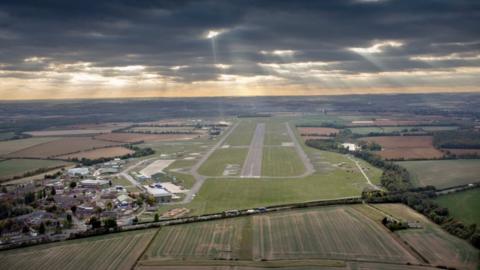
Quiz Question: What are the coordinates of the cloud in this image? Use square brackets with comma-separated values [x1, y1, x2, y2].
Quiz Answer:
[0, 0, 479, 99]
[260, 50, 298, 57]
[348, 40, 403, 54]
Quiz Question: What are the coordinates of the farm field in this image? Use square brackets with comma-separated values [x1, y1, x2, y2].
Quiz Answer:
[297, 127, 339, 136]
[0, 137, 61, 156]
[224, 120, 257, 146]
[348, 126, 458, 135]
[140, 141, 210, 157]
[5, 137, 123, 158]
[252, 206, 418, 263]
[361, 136, 444, 160]
[1, 165, 75, 185]
[198, 148, 248, 177]
[139, 205, 419, 267]
[0, 229, 157, 270]
[142, 218, 248, 261]
[95, 133, 199, 143]
[442, 148, 480, 156]
[128, 126, 200, 133]
[57, 146, 134, 160]
[397, 159, 480, 188]
[25, 129, 112, 136]
[0, 132, 16, 140]
[434, 189, 480, 226]
[0, 159, 70, 180]
[373, 204, 479, 270]
[349, 119, 432, 126]
[261, 147, 305, 177]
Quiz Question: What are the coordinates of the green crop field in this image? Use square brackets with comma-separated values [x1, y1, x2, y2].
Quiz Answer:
[0, 159, 70, 180]
[435, 189, 480, 226]
[252, 206, 417, 262]
[397, 159, 480, 189]
[142, 218, 249, 261]
[0, 137, 61, 156]
[198, 148, 248, 176]
[348, 126, 458, 135]
[262, 147, 305, 177]
[373, 204, 479, 270]
[139, 205, 420, 268]
[0, 132, 16, 141]
[224, 120, 257, 146]
[0, 229, 156, 270]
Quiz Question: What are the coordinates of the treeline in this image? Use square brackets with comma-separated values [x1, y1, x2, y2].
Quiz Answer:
[434, 130, 480, 149]
[306, 138, 479, 249]
[73, 146, 155, 166]
[0, 132, 32, 141]
[364, 188, 480, 248]
[296, 122, 345, 129]
[237, 113, 271, 118]
[0, 165, 66, 183]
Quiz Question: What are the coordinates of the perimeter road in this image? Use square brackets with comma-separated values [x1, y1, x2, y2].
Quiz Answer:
[240, 123, 266, 178]
[182, 122, 240, 203]
[285, 122, 315, 176]
[346, 155, 380, 190]
[115, 158, 154, 192]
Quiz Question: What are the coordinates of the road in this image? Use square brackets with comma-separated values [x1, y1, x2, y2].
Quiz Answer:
[240, 123, 266, 178]
[115, 158, 154, 192]
[285, 122, 315, 177]
[346, 155, 380, 190]
[181, 122, 240, 203]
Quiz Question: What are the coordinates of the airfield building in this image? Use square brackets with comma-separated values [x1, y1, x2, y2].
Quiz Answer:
[144, 184, 172, 203]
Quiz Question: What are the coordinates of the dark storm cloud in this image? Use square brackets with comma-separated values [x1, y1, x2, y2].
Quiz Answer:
[0, 0, 479, 83]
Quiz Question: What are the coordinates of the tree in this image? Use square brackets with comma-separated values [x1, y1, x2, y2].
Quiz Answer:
[146, 196, 156, 206]
[154, 213, 159, 222]
[106, 201, 113, 210]
[38, 223, 46, 234]
[24, 192, 35, 204]
[89, 216, 101, 229]
[103, 218, 117, 229]
[69, 181, 77, 189]
[135, 197, 143, 207]
[66, 214, 72, 224]
[55, 222, 62, 234]
[470, 232, 480, 249]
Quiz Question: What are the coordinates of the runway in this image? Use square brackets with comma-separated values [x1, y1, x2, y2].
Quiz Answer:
[240, 123, 266, 178]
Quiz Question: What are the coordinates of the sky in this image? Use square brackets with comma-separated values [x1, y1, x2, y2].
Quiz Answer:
[0, 0, 479, 100]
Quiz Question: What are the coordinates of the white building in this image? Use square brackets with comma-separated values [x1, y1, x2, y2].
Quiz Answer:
[67, 167, 90, 177]
[341, 143, 359, 151]
[144, 184, 172, 203]
[80, 179, 110, 189]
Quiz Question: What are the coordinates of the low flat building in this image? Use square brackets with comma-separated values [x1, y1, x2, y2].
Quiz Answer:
[144, 184, 172, 203]
[80, 179, 110, 189]
[341, 143, 359, 151]
[68, 167, 90, 177]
